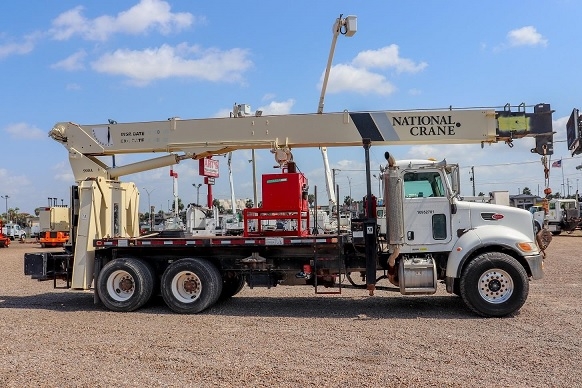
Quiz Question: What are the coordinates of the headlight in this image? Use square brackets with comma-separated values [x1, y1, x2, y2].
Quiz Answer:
[516, 241, 537, 253]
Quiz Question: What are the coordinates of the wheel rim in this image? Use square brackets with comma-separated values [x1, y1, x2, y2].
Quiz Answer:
[478, 268, 513, 304]
[171, 271, 202, 303]
[107, 270, 135, 302]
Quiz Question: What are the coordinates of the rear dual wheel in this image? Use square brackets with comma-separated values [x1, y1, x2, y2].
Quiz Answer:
[97, 258, 155, 312]
[161, 258, 222, 314]
[220, 274, 245, 301]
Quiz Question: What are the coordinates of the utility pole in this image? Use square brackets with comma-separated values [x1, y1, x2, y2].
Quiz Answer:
[470, 166, 475, 196]
[332, 169, 341, 212]
[193, 183, 202, 206]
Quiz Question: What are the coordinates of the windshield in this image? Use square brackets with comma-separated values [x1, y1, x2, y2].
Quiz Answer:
[403, 171, 447, 198]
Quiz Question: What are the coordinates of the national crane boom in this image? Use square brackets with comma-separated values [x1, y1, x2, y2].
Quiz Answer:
[50, 104, 552, 182]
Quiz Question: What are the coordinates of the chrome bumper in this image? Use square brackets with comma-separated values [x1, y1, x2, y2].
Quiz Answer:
[525, 253, 544, 280]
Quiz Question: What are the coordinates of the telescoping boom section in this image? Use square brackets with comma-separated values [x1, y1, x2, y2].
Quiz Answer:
[49, 104, 553, 182]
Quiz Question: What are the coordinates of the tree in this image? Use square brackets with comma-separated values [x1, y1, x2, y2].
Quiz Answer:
[344, 196, 352, 206]
[212, 199, 225, 213]
[170, 198, 185, 212]
[522, 187, 532, 195]
[308, 194, 315, 207]
[245, 199, 254, 208]
[478, 192, 485, 196]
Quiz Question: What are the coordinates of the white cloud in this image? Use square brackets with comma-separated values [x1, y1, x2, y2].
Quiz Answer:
[51, 49, 87, 70]
[323, 64, 396, 95]
[4, 123, 46, 140]
[91, 43, 252, 86]
[0, 33, 38, 59]
[321, 44, 426, 96]
[553, 115, 568, 140]
[507, 26, 548, 47]
[66, 83, 82, 91]
[50, 0, 195, 42]
[352, 44, 428, 74]
[258, 99, 295, 115]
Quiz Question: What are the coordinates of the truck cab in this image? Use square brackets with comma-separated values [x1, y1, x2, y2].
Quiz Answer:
[546, 198, 580, 235]
[2, 223, 26, 240]
[388, 160, 538, 251]
[381, 159, 544, 307]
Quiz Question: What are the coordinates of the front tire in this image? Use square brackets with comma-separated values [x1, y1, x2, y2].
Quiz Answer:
[161, 258, 222, 314]
[97, 258, 154, 312]
[460, 252, 529, 317]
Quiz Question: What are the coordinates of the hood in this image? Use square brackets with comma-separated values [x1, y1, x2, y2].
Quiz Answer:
[462, 201, 534, 237]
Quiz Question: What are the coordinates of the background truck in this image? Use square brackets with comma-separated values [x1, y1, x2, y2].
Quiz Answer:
[23, 102, 554, 318]
[2, 222, 26, 240]
[529, 205, 546, 234]
[38, 204, 70, 248]
[546, 198, 580, 235]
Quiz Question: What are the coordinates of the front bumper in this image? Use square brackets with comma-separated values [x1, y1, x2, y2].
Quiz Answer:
[524, 253, 544, 280]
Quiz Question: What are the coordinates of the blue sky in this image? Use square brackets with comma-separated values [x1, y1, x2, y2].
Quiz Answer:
[1, 0, 581, 215]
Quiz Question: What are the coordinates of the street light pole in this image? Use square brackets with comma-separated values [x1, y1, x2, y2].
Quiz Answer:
[193, 183, 202, 206]
[1, 195, 9, 222]
[143, 188, 155, 230]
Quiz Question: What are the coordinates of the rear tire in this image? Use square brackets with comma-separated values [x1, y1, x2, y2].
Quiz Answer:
[219, 274, 245, 301]
[97, 258, 154, 312]
[460, 252, 528, 317]
[161, 258, 222, 314]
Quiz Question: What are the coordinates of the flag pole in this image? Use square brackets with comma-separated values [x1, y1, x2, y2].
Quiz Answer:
[561, 159, 565, 197]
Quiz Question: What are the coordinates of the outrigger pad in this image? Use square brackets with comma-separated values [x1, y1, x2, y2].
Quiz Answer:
[24, 252, 50, 279]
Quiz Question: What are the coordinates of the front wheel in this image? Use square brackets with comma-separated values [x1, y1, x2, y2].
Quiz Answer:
[161, 258, 222, 314]
[460, 252, 529, 317]
[97, 258, 154, 312]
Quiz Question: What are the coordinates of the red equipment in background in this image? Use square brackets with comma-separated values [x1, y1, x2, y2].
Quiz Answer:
[244, 162, 310, 237]
[363, 194, 377, 218]
[0, 220, 11, 248]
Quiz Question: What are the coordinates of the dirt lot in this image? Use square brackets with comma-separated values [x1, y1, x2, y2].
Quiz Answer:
[0, 235, 580, 387]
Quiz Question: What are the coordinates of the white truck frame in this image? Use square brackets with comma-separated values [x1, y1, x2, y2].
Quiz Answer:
[24, 103, 554, 317]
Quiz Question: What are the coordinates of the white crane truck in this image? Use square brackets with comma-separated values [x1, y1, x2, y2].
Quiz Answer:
[24, 103, 554, 317]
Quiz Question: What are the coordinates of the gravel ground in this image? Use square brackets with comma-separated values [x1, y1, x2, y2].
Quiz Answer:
[0, 235, 581, 387]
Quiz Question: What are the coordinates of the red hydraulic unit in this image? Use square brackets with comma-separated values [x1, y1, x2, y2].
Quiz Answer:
[244, 162, 310, 237]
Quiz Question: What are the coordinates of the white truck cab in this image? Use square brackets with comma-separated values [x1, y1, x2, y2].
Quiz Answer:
[2, 223, 27, 240]
[381, 158, 544, 315]
[546, 198, 580, 235]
